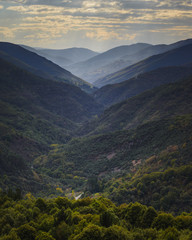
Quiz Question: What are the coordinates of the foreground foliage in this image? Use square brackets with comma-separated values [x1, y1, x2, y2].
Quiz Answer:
[1, 193, 192, 240]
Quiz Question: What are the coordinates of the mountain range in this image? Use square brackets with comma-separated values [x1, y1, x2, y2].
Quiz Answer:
[0, 42, 95, 93]
[67, 38, 192, 84]
[22, 45, 99, 67]
[1, 38, 192, 214]
[94, 43, 192, 87]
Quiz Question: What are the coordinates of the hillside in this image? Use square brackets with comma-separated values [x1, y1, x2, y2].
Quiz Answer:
[0, 58, 102, 193]
[94, 44, 192, 87]
[34, 115, 192, 212]
[32, 74, 192, 210]
[93, 66, 192, 107]
[38, 47, 99, 66]
[68, 39, 192, 84]
[0, 42, 95, 93]
[79, 75, 192, 136]
[21, 44, 73, 66]
[68, 43, 151, 83]
[22, 45, 99, 67]
[1, 38, 192, 217]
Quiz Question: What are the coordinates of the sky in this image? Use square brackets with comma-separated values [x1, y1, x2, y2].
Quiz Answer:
[0, 0, 192, 52]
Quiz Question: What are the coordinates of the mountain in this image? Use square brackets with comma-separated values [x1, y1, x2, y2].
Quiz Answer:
[68, 43, 152, 83]
[94, 43, 192, 87]
[68, 39, 192, 84]
[93, 66, 192, 107]
[0, 42, 95, 93]
[22, 45, 99, 67]
[82, 75, 192, 135]
[35, 114, 192, 212]
[33, 74, 192, 211]
[21, 45, 73, 66]
[0, 57, 102, 192]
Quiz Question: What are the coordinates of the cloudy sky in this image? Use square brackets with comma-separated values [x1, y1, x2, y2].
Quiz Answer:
[0, 0, 192, 51]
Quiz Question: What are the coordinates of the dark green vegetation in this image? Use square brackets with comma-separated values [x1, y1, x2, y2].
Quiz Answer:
[0, 42, 95, 93]
[0, 57, 102, 193]
[94, 66, 192, 107]
[94, 43, 192, 87]
[1, 193, 192, 240]
[89, 75, 192, 134]
[34, 115, 192, 213]
[1, 38, 192, 240]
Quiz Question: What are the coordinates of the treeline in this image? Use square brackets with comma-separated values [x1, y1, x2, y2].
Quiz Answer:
[0, 192, 192, 240]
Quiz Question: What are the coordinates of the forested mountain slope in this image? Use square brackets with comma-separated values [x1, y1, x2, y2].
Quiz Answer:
[34, 115, 192, 212]
[94, 44, 192, 87]
[0, 42, 95, 93]
[0, 58, 102, 193]
[88, 75, 192, 134]
[93, 66, 192, 107]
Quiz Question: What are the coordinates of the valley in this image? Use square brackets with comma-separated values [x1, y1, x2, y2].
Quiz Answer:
[1, 38, 192, 239]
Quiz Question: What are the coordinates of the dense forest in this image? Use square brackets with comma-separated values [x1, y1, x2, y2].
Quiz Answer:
[1, 40, 192, 239]
[1, 191, 192, 240]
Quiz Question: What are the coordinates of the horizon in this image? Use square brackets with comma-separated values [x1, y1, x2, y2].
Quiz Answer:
[0, 0, 192, 52]
[1, 37, 192, 53]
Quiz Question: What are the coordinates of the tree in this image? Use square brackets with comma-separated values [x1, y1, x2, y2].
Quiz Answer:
[73, 224, 102, 240]
[152, 213, 174, 230]
[142, 206, 157, 228]
[125, 202, 147, 227]
[54, 207, 72, 225]
[16, 224, 36, 240]
[55, 197, 71, 209]
[56, 221, 72, 240]
[100, 210, 118, 228]
[35, 231, 55, 240]
[174, 215, 192, 230]
[103, 225, 131, 240]
[35, 198, 47, 212]
[162, 227, 179, 240]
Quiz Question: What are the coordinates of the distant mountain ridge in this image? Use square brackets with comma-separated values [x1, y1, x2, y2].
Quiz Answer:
[22, 45, 99, 67]
[93, 66, 192, 107]
[0, 42, 96, 93]
[68, 43, 151, 83]
[67, 38, 192, 84]
[94, 43, 192, 87]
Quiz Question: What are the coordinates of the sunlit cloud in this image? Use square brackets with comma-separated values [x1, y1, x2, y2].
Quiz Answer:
[0, 26, 15, 38]
[0, 0, 192, 50]
[86, 29, 136, 41]
[7, 5, 64, 15]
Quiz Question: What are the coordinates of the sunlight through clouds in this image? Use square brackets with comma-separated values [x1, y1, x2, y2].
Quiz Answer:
[0, 0, 191, 51]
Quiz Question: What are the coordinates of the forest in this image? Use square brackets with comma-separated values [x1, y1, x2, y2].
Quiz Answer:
[1, 191, 192, 240]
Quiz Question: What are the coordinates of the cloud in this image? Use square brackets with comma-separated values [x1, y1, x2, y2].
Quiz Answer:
[0, 0, 192, 50]
[7, 5, 65, 15]
[86, 29, 137, 41]
[0, 26, 15, 38]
